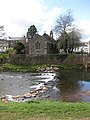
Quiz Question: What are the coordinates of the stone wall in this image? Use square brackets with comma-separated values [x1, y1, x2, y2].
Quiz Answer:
[9, 54, 83, 65]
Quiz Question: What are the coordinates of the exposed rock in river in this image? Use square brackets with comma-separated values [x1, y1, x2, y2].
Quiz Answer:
[0, 84, 49, 102]
[36, 65, 59, 72]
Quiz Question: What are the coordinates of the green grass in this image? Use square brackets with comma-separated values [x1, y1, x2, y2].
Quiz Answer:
[0, 63, 84, 72]
[0, 63, 38, 72]
[0, 63, 51, 72]
[0, 53, 9, 59]
[0, 100, 90, 120]
[59, 63, 84, 70]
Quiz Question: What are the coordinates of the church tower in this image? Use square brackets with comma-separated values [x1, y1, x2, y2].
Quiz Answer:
[50, 30, 53, 38]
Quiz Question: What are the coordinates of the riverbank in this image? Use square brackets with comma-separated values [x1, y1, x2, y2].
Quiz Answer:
[0, 100, 90, 120]
[0, 63, 85, 72]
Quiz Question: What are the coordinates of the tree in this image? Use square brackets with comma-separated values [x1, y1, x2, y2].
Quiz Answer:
[27, 25, 37, 39]
[6, 47, 14, 54]
[54, 10, 74, 36]
[0, 26, 5, 38]
[54, 10, 82, 53]
[68, 27, 82, 53]
[14, 42, 25, 54]
[57, 32, 69, 53]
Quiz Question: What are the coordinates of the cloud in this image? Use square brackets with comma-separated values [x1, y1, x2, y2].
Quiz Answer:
[0, 0, 61, 37]
[0, 0, 89, 42]
[77, 20, 90, 42]
[39, 7, 62, 35]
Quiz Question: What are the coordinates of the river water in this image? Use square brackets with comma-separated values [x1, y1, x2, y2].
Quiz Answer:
[0, 70, 90, 102]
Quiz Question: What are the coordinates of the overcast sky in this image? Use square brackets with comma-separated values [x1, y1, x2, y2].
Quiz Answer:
[0, 0, 90, 41]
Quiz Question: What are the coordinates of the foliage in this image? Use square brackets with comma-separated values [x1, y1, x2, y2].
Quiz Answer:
[6, 47, 14, 54]
[0, 64, 50, 72]
[27, 25, 37, 39]
[59, 63, 72, 69]
[48, 43, 59, 54]
[68, 27, 82, 53]
[0, 100, 90, 120]
[0, 61, 85, 72]
[0, 53, 9, 59]
[14, 42, 25, 54]
[59, 63, 84, 70]
[0, 63, 36, 72]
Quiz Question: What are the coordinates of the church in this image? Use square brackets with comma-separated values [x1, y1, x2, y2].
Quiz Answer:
[26, 31, 58, 55]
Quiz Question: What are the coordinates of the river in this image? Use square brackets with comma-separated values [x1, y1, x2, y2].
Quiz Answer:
[0, 70, 90, 102]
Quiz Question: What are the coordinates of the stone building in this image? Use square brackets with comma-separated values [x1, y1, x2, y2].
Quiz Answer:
[26, 32, 57, 55]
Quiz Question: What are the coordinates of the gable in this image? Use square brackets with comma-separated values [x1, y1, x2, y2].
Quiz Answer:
[42, 33, 56, 45]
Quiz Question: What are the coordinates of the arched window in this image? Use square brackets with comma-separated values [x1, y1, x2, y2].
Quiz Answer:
[36, 41, 40, 49]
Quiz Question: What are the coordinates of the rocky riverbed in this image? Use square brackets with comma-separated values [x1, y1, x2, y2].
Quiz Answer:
[0, 84, 49, 102]
[0, 72, 58, 102]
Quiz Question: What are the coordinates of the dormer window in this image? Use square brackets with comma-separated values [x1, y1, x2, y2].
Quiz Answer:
[36, 41, 40, 49]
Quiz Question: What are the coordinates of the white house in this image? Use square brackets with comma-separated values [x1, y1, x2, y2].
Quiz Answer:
[74, 42, 89, 53]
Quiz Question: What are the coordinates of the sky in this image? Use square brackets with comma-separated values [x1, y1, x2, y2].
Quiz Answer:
[0, 0, 90, 41]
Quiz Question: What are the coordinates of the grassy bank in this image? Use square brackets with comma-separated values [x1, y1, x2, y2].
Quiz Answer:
[0, 63, 84, 72]
[0, 100, 90, 120]
[0, 63, 45, 72]
[59, 64, 85, 70]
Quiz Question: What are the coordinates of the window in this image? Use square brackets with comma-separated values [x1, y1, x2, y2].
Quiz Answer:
[36, 41, 40, 49]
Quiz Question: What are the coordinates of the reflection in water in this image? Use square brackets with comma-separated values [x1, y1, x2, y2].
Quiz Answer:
[56, 69, 90, 102]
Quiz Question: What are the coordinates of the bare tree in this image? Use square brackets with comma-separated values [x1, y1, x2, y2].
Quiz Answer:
[54, 10, 74, 36]
[54, 10, 82, 53]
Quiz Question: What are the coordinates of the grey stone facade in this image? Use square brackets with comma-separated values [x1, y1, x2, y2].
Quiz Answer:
[26, 33, 56, 55]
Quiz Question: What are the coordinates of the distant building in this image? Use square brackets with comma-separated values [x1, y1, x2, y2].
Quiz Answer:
[7, 36, 26, 48]
[0, 39, 8, 52]
[0, 36, 26, 53]
[73, 42, 89, 53]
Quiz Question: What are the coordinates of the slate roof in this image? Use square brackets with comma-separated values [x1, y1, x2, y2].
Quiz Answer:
[42, 33, 56, 44]
[7, 36, 25, 41]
